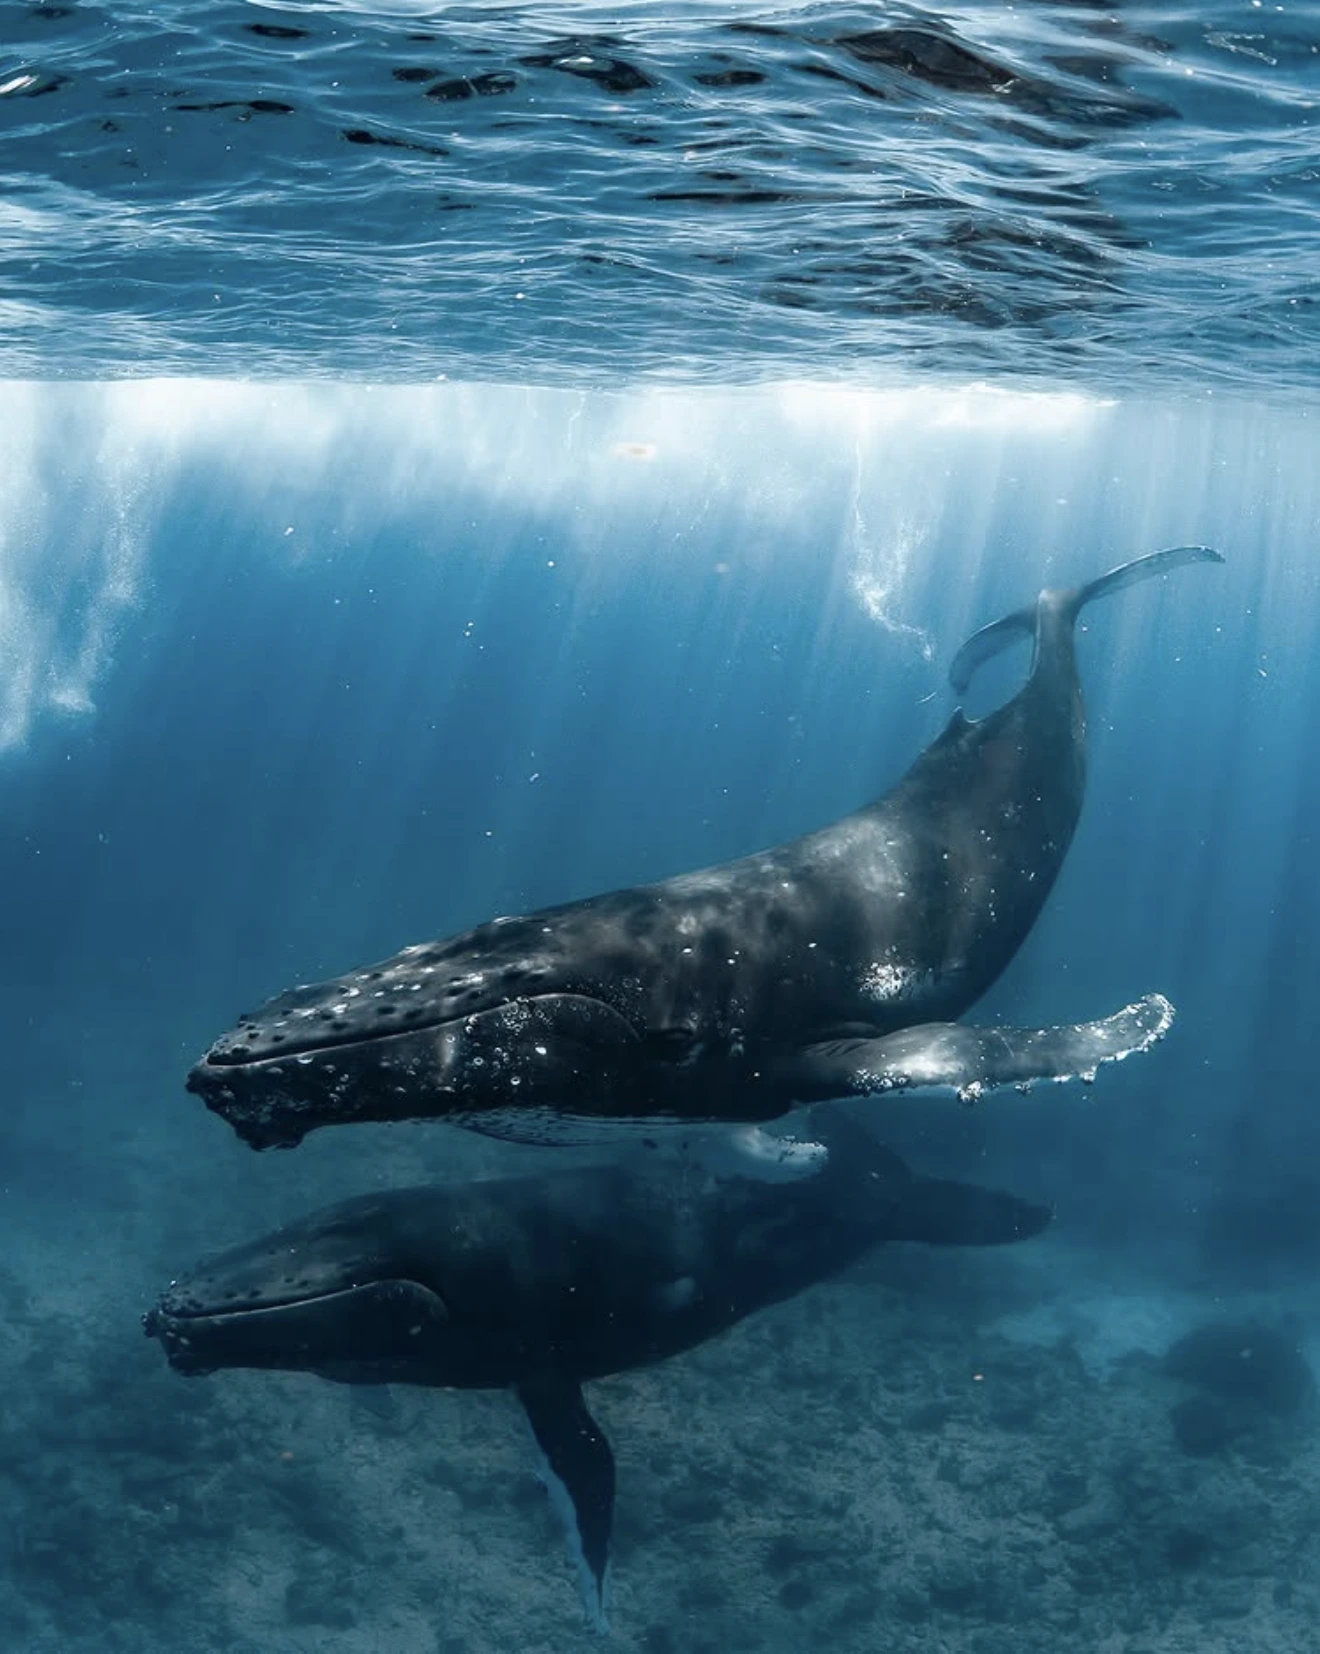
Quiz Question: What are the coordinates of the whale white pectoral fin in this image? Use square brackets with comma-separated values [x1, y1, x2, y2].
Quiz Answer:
[689, 1125, 830, 1183]
[517, 1375, 614, 1634]
[790, 992, 1175, 1104]
[451, 1105, 685, 1149]
[453, 1109, 830, 1182]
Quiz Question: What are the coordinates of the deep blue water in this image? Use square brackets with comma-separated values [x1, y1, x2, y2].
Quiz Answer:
[1, 2, 1319, 1650]
[1, 386, 1317, 1653]
[6, 383, 1313, 1210]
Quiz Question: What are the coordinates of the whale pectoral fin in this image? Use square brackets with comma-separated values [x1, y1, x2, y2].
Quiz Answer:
[688, 1125, 830, 1183]
[787, 992, 1175, 1103]
[518, 1375, 615, 1634]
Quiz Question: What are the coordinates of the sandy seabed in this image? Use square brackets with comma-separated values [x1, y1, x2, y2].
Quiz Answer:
[0, 1177, 1315, 1654]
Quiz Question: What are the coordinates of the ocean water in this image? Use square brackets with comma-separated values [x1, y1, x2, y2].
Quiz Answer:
[1, 3, 1320, 1652]
[2, 0, 1318, 391]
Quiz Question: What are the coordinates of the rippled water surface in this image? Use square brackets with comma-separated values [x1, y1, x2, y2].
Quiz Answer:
[1, 0, 1317, 389]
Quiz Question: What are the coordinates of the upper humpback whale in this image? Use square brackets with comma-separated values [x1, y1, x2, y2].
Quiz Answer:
[187, 545, 1221, 1150]
[143, 1107, 1050, 1627]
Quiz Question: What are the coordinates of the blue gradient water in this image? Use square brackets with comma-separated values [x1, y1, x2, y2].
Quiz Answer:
[1, 4, 1319, 1652]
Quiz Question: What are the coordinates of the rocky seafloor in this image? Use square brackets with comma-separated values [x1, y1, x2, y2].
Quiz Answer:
[0, 1186, 1315, 1654]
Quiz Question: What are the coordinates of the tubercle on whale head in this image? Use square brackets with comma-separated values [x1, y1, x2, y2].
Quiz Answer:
[190, 893, 678, 1082]
[196, 954, 547, 1070]
[185, 988, 648, 1148]
[144, 1186, 458, 1376]
[147, 1276, 453, 1378]
[197, 895, 641, 1072]
[185, 1017, 474, 1148]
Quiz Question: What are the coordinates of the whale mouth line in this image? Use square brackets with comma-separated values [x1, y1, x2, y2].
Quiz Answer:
[191, 1013, 465, 1074]
[154, 1281, 386, 1326]
[188, 988, 635, 1086]
[147, 1277, 453, 1369]
[191, 992, 569, 1076]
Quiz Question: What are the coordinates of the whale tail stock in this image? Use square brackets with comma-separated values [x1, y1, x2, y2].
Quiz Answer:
[809, 1105, 1053, 1246]
[949, 544, 1224, 698]
[779, 546, 1226, 1112]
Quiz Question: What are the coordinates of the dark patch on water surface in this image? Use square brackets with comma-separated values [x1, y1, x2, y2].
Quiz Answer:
[244, 22, 310, 42]
[172, 99, 294, 116]
[341, 128, 447, 158]
[423, 72, 518, 103]
[518, 39, 658, 96]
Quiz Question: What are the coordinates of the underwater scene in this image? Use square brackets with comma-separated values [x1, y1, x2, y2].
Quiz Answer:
[2, 3, 1319, 1652]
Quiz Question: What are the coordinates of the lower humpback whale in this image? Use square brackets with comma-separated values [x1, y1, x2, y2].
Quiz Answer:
[187, 546, 1221, 1150]
[143, 1108, 1050, 1627]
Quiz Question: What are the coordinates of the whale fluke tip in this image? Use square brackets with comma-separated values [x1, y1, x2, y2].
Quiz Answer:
[950, 545, 1224, 698]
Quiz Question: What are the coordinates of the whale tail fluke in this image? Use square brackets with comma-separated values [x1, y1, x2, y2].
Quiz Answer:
[949, 544, 1223, 697]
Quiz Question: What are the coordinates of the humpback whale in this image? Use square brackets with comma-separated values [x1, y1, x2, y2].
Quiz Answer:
[143, 1108, 1050, 1627]
[187, 546, 1220, 1150]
